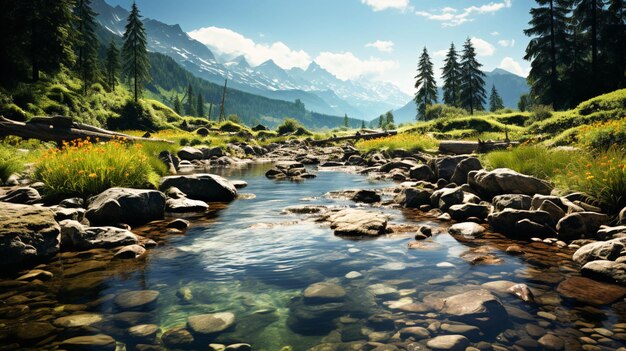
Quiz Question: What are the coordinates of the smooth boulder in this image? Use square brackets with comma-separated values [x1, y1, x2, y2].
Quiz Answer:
[159, 174, 237, 202]
[556, 212, 609, 240]
[86, 188, 166, 226]
[469, 168, 552, 198]
[572, 238, 625, 265]
[187, 312, 236, 335]
[325, 209, 388, 236]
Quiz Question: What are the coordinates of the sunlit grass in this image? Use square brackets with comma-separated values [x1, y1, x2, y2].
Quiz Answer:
[355, 133, 439, 153]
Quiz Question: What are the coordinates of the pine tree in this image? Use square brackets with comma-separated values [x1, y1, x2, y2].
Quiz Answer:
[385, 111, 395, 127]
[414, 47, 438, 121]
[459, 38, 487, 115]
[344, 114, 349, 128]
[572, 0, 606, 93]
[185, 84, 196, 116]
[173, 94, 181, 115]
[105, 41, 120, 92]
[122, 2, 150, 102]
[74, 0, 98, 95]
[489, 85, 505, 112]
[378, 115, 384, 129]
[441, 43, 461, 107]
[361, 120, 366, 129]
[197, 92, 205, 117]
[524, 0, 570, 108]
[605, 0, 626, 89]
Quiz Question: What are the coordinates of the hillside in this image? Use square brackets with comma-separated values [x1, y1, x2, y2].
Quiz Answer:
[392, 68, 530, 124]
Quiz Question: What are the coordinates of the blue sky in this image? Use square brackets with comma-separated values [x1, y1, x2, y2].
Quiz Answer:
[106, 0, 534, 94]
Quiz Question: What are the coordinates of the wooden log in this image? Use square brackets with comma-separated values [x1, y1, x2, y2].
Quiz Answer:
[438, 140, 520, 154]
[0, 116, 173, 144]
[309, 130, 398, 145]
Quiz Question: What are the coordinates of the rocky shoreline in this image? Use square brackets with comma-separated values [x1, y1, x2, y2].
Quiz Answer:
[1, 140, 626, 351]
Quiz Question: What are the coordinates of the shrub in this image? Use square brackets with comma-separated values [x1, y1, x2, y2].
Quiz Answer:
[219, 121, 243, 133]
[355, 133, 439, 153]
[577, 118, 626, 150]
[35, 138, 161, 199]
[179, 138, 189, 146]
[189, 138, 203, 146]
[276, 118, 301, 135]
[294, 126, 312, 136]
[576, 89, 626, 115]
[109, 100, 157, 131]
[425, 104, 468, 120]
[482, 144, 577, 180]
[529, 105, 553, 123]
[0, 145, 24, 183]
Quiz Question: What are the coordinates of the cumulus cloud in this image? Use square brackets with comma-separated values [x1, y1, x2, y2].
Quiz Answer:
[433, 49, 448, 58]
[471, 37, 496, 56]
[491, 31, 500, 36]
[499, 57, 527, 77]
[315, 52, 398, 80]
[416, 0, 512, 27]
[365, 40, 395, 52]
[497, 39, 515, 47]
[361, 0, 410, 12]
[188, 26, 311, 69]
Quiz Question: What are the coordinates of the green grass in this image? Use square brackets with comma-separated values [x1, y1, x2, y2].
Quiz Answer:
[34, 138, 162, 199]
[355, 133, 439, 153]
[482, 144, 578, 180]
[0, 145, 25, 183]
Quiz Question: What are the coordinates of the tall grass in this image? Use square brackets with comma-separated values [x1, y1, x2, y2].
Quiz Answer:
[35, 137, 161, 199]
[355, 133, 439, 153]
[482, 144, 577, 180]
[0, 145, 25, 183]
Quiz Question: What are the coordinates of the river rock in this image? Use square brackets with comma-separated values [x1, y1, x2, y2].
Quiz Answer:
[581, 260, 626, 285]
[448, 203, 489, 221]
[394, 188, 432, 208]
[492, 194, 532, 212]
[178, 146, 204, 160]
[572, 238, 626, 265]
[114, 290, 159, 311]
[162, 327, 195, 349]
[507, 283, 535, 302]
[352, 189, 381, 203]
[303, 282, 346, 303]
[60, 334, 116, 351]
[431, 187, 464, 211]
[487, 208, 554, 237]
[434, 155, 468, 181]
[86, 188, 166, 226]
[426, 335, 470, 351]
[380, 160, 418, 173]
[128, 324, 159, 343]
[17, 268, 53, 281]
[450, 157, 483, 185]
[556, 212, 609, 240]
[114, 244, 146, 259]
[166, 196, 209, 213]
[556, 276, 626, 304]
[15, 321, 56, 343]
[399, 326, 430, 340]
[61, 221, 139, 249]
[187, 312, 236, 336]
[468, 168, 552, 199]
[0, 186, 41, 204]
[448, 222, 485, 238]
[409, 164, 435, 182]
[538, 333, 565, 350]
[54, 313, 103, 328]
[439, 289, 508, 331]
[538, 200, 567, 223]
[0, 202, 60, 268]
[159, 174, 237, 202]
[325, 209, 388, 236]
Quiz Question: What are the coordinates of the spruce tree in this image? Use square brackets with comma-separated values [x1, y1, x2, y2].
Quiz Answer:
[524, 0, 570, 108]
[173, 95, 181, 115]
[605, 0, 626, 89]
[185, 84, 196, 116]
[105, 41, 120, 92]
[74, 0, 98, 95]
[344, 114, 349, 128]
[441, 43, 461, 107]
[489, 85, 505, 112]
[197, 92, 205, 117]
[414, 47, 438, 121]
[459, 38, 486, 114]
[572, 0, 606, 93]
[385, 111, 395, 128]
[361, 120, 366, 129]
[378, 115, 384, 129]
[122, 2, 150, 102]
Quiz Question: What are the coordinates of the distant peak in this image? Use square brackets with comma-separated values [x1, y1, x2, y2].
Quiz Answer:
[260, 59, 278, 67]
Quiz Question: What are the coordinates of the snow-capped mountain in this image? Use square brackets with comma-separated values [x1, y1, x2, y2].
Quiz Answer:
[92, 0, 410, 118]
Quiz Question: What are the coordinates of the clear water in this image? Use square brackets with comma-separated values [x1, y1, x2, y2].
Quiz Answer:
[3, 163, 626, 350]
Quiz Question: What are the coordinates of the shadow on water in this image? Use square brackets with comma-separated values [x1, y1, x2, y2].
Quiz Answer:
[2, 162, 626, 350]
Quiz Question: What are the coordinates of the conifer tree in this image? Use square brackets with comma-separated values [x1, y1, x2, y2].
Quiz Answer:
[122, 2, 150, 102]
[344, 114, 349, 128]
[489, 85, 505, 112]
[185, 84, 196, 116]
[361, 120, 366, 129]
[441, 43, 461, 107]
[197, 93, 205, 117]
[378, 115, 384, 129]
[524, 0, 570, 108]
[173, 95, 181, 115]
[74, 0, 98, 95]
[105, 41, 120, 92]
[414, 47, 438, 121]
[459, 38, 486, 114]
[385, 111, 395, 126]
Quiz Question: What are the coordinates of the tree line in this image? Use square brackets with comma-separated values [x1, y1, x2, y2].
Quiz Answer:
[524, 0, 625, 109]
[0, 0, 150, 103]
[413, 38, 504, 121]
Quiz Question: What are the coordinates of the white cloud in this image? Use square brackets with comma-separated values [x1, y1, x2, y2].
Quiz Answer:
[416, 0, 512, 27]
[491, 31, 500, 36]
[499, 57, 527, 77]
[497, 39, 515, 47]
[471, 37, 496, 56]
[361, 0, 410, 12]
[365, 40, 395, 52]
[188, 26, 311, 69]
[433, 49, 448, 58]
[315, 52, 397, 80]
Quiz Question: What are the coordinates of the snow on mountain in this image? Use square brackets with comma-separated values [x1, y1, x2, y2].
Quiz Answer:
[93, 0, 410, 118]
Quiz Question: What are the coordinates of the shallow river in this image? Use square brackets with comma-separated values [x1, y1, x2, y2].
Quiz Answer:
[1, 163, 626, 350]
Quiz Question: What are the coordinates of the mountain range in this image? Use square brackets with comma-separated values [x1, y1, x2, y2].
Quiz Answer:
[392, 68, 530, 124]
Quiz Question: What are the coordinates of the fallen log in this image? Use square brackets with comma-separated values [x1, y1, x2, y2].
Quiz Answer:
[309, 130, 398, 145]
[0, 115, 173, 144]
[438, 139, 519, 154]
